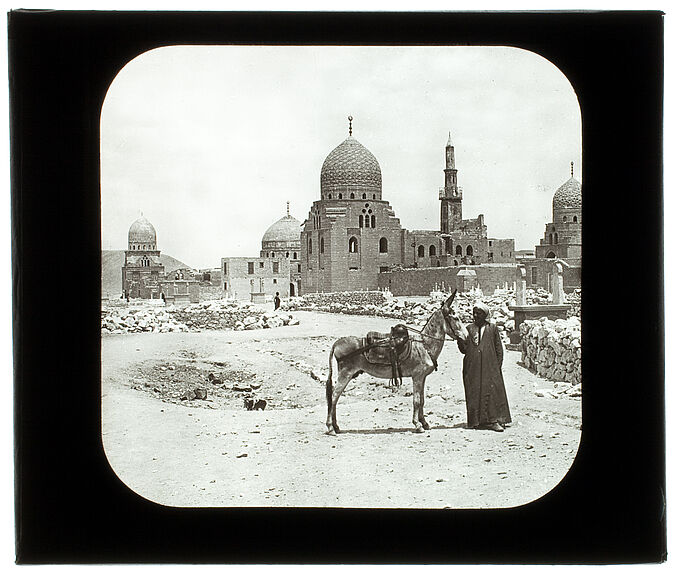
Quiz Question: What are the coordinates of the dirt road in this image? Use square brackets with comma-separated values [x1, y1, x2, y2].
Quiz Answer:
[101, 310, 581, 508]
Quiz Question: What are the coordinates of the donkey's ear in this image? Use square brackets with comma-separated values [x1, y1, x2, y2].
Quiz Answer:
[444, 289, 458, 307]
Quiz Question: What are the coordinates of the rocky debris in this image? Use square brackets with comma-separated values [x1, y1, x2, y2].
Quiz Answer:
[101, 307, 189, 334]
[101, 299, 297, 334]
[520, 316, 581, 387]
[244, 396, 268, 411]
[281, 289, 538, 344]
[180, 387, 208, 400]
[207, 373, 223, 385]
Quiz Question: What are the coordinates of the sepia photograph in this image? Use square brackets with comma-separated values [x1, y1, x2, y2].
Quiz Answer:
[100, 45, 583, 508]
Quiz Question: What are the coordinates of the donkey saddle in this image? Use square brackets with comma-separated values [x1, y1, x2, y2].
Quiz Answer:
[363, 324, 411, 386]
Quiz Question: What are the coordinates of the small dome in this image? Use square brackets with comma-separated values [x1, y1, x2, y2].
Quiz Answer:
[128, 216, 156, 244]
[553, 177, 582, 210]
[262, 214, 302, 245]
[320, 136, 382, 196]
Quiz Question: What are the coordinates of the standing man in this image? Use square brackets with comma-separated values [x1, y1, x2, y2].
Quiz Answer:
[456, 302, 512, 432]
[274, 292, 281, 310]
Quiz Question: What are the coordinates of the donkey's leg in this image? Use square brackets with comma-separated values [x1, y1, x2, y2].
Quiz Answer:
[417, 376, 430, 431]
[326, 368, 354, 435]
[411, 373, 426, 433]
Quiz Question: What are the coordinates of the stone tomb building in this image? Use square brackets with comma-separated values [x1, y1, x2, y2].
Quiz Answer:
[521, 163, 582, 292]
[121, 215, 165, 299]
[301, 123, 515, 294]
[221, 204, 302, 301]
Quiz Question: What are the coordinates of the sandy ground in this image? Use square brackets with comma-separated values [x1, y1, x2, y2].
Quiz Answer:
[101, 310, 581, 509]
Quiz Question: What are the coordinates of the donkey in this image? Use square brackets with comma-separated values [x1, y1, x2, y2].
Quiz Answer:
[325, 293, 468, 434]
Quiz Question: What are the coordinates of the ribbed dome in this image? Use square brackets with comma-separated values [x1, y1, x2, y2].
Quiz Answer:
[553, 177, 582, 210]
[262, 215, 302, 244]
[320, 136, 382, 196]
[128, 216, 156, 244]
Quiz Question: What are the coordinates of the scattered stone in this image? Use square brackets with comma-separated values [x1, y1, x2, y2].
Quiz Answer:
[194, 388, 208, 400]
[181, 390, 196, 401]
[236, 453, 248, 458]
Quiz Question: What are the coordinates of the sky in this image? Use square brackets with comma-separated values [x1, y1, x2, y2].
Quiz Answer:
[101, 45, 581, 269]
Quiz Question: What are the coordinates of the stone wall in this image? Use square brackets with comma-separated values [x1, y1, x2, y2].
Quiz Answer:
[520, 317, 581, 384]
[377, 264, 517, 296]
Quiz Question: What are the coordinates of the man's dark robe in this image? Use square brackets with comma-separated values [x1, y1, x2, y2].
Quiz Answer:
[457, 322, 512, 428]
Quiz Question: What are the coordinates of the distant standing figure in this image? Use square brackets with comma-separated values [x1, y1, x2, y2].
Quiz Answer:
[274, 292, 281, 310]
[456, 302, 512, 432]
[161, 292, 166, 305]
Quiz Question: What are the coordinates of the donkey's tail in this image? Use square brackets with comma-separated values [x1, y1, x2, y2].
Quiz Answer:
[326, 342, 336, 411]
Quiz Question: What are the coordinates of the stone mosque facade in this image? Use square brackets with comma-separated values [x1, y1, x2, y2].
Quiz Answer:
[301, 122, 515, 294]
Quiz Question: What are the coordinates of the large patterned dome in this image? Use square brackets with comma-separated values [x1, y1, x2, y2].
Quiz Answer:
[553, 177, 582, 210]
[262, 214, 302, 245]
[128, 216, 156, 244]
[320, 136, 382, 196]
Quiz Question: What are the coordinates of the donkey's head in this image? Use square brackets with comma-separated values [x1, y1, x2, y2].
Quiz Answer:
[440, 290, 468, 341]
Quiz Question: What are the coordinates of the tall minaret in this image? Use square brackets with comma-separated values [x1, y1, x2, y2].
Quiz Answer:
[440, 132, 463, 233]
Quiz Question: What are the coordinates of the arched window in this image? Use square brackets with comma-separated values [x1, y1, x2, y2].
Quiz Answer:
[271, 252, 275, 257]
[466, 245, 473, 256]
[293, 252, 297, 259]
[350, 193, 355, 199]
[320, 238, 324, 253]
[338, 194, 343, 199]
[371, 215, 376, 228]
[286, 252, 289, 258]
[372, 194, 376, 199]
[549, 234, 553, 245]
[429, 245, 436, 256]
[359, 215, 364, 228]
[573, 216, 578, 223]
[418, 245, 425, 258]
[365, 215, 370, 228]
[379, 237, 388, 253]
[349, 237, 358, 253]
[546, 251, 556, 258]
[554, 233, 559, 244]
[563, 215, 568, 222]
[455, 245, 462, 256]
[308, 238, 312, 254]
[454, 259, 459, 266]
[328, 194, 332, 199]
[362, 193, 366, 199]
[436, 260, 441, 267]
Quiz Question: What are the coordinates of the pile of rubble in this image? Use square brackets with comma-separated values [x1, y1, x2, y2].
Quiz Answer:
[101, 299, 298, 334]
[520, 316, 581, 384]
[171, 299, 298, 331]
[101, 307, 189, 334]
[282, 289, 517, 342]
[566, 289, 581, 317]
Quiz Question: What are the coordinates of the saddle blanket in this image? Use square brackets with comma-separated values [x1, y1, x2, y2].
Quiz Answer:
[362, 335, 412, 365]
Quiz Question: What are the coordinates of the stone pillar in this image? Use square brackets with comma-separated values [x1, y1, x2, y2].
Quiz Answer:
[552, 262, 565, 305]
[516, 265, 527, 306]
[456, 268, 477, 292]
